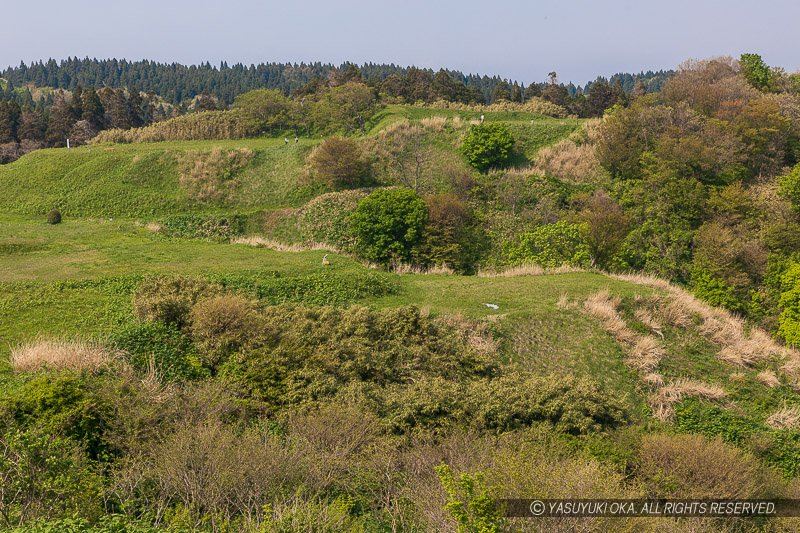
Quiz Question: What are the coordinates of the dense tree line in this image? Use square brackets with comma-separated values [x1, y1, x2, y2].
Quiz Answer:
[0, 83, 174, 161]
[1, 58, 671, 106]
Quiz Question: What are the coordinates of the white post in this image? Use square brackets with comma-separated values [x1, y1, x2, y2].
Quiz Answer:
[66, 138, 70, 149]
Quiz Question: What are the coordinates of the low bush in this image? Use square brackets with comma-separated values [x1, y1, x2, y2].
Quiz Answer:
[471, 373, 629, 435]
[0, 373, 115, 461]
[46, 209, 61, 225]
[189, 294, 259, 367]
[222, 305, 498, 411]
[0, 428, 105, 527]
[352, 187, 428, 265]
[461, 123, 514, 171]
[132, 276, 220, 328]
[158, 213, 247, 239]
[109, 322, 206, 382]
[306, 137, 371, 189]
[636, 433, 785, 498]
[506, 221, 591, 267]
[296, 189, 368, 251]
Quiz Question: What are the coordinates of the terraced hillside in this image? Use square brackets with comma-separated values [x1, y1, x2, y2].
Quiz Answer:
[2, 104, 800, 532]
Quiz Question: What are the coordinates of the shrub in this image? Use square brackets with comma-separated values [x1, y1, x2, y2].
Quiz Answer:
[0, 428, 104, 527]
[132, 276, 219, 329]
[413, 194, 486, 274]
[778, 164, 800, 211]
[0, 373, 114, 461]
[506, 221, 591, 267]
[435, 464, 505, 533]
[232, 89, 299, 133]
[297, 189, 369, 251]
[636, 433, 784, 498]
[471, 373, 628, 435]
[189, 294, 258, 367]
[352, 188, 428, 265]
[461, 123, 515, 171]
[109, 322, 206, 382]
[46, 209, 61, 225]
[114, 421, 302, 529]
[306, 137, 371, 189]
[222, 305, 498, 411]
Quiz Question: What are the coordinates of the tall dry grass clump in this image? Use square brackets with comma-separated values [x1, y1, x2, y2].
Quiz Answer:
[92, 110, 259, 144]
[651, 379, 727, 421]
[419, 97, 569, 118]
[231, 236, 334, 253]
[581, 289, 729, 421]
[178, 147, 254, 202]
[766, 406, 800, 429]
[611, 272, 800, 376]
[477, 264, 584, 277]
[11, 339, 116, 373]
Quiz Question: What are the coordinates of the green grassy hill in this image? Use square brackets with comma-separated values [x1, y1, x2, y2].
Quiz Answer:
[0, 105, 580, 219]
[3, 103, 800, 531]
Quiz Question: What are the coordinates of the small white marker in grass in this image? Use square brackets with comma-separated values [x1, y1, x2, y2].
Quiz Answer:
[484, 303, 499, 310]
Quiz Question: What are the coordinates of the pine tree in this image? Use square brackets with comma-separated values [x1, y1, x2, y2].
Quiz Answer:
[0, 100, 21, 143]
[81, 87, 105, 129]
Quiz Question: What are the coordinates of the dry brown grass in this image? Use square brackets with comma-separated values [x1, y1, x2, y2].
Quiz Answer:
[389, 263, 455, 275]
[766, 406, 800, 429]
[651, 379, 727, 421]
[629, 336, 665, 373]
[582, 290, 638, 345]
[144, 221, 163, 233]
[230, 235, 335, 253]
[611, 272, 800, 375]
[757, 369, 781, 388]
[179, 147, 254, 202]
[11, 339, 116, 373]
[477, 264, 584, 278]
[634, 307, 663, 337]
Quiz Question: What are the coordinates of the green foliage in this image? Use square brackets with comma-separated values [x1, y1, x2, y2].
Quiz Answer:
[109, 322, 206, 382]
[778, 263, 800, 346]
[132, 276, 220, 329]
[189, 294, 258, 368]
[778, 164, 800, 211]
[690, 267, 747, 314]
[306, 137, 371, 189]
[211, 269, 397, 306]
[232, 89, 298, 134]
[352, 188, 428, 265]
[0, 428, 105, 527]
[674, 398, 800, 479]
[413, 194, 487, 273]
[223, 305, 497, 411]
[435, 464, 504, 533]
[740, 53, 773, 91]
[46, 209, 61, 225]
[0, 373, 114, 461]
[471, 373, 629, 435]
[506, 221, 590, 267]
[461, 123, 514, 171]
[159, 213, 247, 239]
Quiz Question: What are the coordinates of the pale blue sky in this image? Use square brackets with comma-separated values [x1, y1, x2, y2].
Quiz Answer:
[2, 0, 798, 85]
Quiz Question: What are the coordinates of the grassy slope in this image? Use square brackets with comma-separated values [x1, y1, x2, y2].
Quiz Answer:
[0, 138, 317, 218]
[5, 103, 792, 454]
[0, 105, 580, 220]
